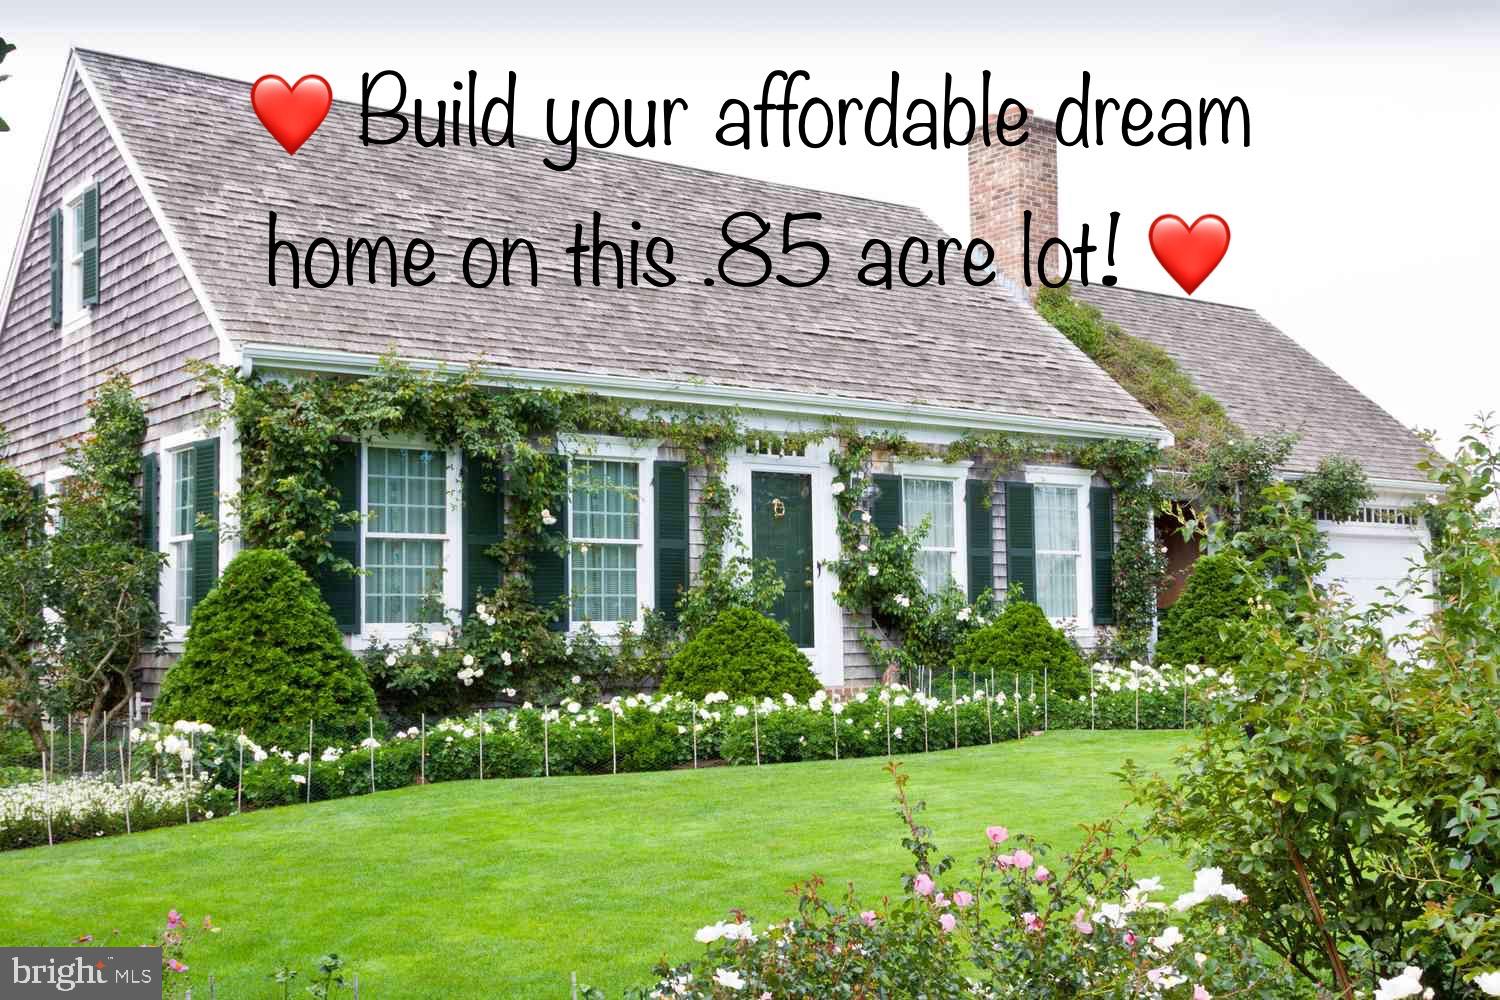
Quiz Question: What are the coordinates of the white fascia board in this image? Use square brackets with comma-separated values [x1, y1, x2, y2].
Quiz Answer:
[0, 52, 77, 335]
[239, 343, 1175, 447]
[72, 53, 241, 369]
[1281, 470, 1434, 497]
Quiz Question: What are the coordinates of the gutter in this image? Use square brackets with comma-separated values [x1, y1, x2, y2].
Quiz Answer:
[238, 342, 1176, 448]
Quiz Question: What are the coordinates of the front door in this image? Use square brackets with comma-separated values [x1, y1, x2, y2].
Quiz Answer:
[751, 471, 815, 648]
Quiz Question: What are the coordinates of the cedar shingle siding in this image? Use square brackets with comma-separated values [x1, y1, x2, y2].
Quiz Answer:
[0, 75, 218, 480]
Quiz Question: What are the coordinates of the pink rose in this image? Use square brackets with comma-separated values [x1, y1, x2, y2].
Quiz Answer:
[1021, 912, 1043, 933]
[1072, 908, 1093, 935]
[1012, 849, 1034, 870]
[913, 872, 935, 897]
[1124, 931, 1138, 948]
[1034, 866, 1051, 883]
[953, 891, 974, 909]
[167, 959, 189, 973]
[860, 910, 878, 928]
[166, 910, 183, 929]
[985, 825, 1009, 845]
[1193, 987, 1212, 1000]
[995, 852, 1014, 870]
[938, 913, 957, 933]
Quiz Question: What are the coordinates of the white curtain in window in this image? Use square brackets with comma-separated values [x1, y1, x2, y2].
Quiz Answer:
[1034, 486, 1079, 619]
[903, 478, 955, 593]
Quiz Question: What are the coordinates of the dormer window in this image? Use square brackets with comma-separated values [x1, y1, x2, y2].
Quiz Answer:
[50, 180, 100, 329]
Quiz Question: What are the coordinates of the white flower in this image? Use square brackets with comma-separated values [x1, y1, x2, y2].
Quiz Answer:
[462, 654, 475, 667]
[831, 481, 846, 495]
[956, 607, 972, 621]
[476, 603, 489, 617]
[712, 969, 745, 990]
[291, 774, 306, 785]
[1174, 867, 1246, 910]
[502, 651, 513, 667]
[893, 593, 910, 608]
[360, 737, 380, 750]
[571, 675, 582, 685]
[566, 701, 582, 714]
[385, 653, 398, 667]
[860, 511, 871, 524]
[1473, 972, 1500, 996]
[893, 726, 903, 738]
[1374, 966, 1427, 1000]
[1149, 925, 1183, 952]
[695, 923, 725, 943]
[733, 705, 749, 718]
[867, 564, 879, 577]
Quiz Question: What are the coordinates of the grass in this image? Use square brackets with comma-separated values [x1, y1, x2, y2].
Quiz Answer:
[0, 730, 1186, 998]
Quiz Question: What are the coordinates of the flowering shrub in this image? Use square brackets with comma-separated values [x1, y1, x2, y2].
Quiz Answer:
[0, 773, 229, 850]
[619, 765, 1303, 999]
[71, 908, 220, 999]
[4, 671, 1226, 851]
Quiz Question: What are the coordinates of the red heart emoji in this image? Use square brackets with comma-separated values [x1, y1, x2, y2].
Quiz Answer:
[250, 74, 332, 155]
[1148, 214, 1230, 295]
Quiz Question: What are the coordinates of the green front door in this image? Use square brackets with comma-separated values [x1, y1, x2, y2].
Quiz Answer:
[751, 471, 815, 647]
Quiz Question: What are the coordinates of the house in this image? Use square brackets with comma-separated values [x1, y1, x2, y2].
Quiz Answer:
[0, 50, 1430, 698]
[0, 50, 1174, 696]
[966, 111, 1436, 630]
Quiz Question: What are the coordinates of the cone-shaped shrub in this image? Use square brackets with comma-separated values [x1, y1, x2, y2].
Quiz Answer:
[153, 549, 377, 745]
[661, 607, 821, 701]
[952, 599, 1088, 698]
[1154, 553, 1253, 669]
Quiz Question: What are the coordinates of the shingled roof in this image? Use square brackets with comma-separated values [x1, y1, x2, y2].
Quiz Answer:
[1072, 283, 1432, 483]
[69, 49, 1164, 439]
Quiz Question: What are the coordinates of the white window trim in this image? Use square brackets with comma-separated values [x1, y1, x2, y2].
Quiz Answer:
[59, 177, 94, 333]
[558, 436, 658, 637]
[893, 460, 972, 597]
[1023, 465, 1095, 641]
[155, 428, 214, 647]
[358, 438, 461, 642]
[726, 441, 843, 687]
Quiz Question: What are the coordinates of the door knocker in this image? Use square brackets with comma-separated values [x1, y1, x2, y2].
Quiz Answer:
[771, 497, 786, 519]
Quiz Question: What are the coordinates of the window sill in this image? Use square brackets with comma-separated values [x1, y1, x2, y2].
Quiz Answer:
[60, 311, 92, 338]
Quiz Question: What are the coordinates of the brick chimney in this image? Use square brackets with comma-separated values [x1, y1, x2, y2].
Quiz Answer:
[968, 106, 1059, 297]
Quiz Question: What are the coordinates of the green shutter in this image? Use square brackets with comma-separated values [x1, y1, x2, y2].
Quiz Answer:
[966, 478, 993, 603]
[317, 441, 362, 634]
[48, 208, 62, 327]
[80, 184, 100, 306]
[462, 450, 504, 617]
[1004, 481, 1036, 604]
[871, 474, 902, 535]
[189, 438, 219, 608]
[529, 454, 569, 631]
[140, 451, 160, 609]
[30, 482, 46, 539]
[654, 460, 689, 623]
[1091, 486, 1115, 626]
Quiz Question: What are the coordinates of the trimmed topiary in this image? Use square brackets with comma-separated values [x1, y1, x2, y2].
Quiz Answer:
[1154, 553, 1253, 669]
[153, 549, 377, 745]
[952, 600, 1088, 698]
[661, 607, 821, 702]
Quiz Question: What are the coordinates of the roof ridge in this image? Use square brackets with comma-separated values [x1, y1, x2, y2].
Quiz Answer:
[1074, 280, 1257, 313]
[73, 46, 935, 218]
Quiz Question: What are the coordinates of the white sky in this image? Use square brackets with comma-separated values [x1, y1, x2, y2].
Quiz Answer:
[1, 6, 1496, 456]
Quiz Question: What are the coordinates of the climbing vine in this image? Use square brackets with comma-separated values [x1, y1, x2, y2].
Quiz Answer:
[195, 357, 1166, 676]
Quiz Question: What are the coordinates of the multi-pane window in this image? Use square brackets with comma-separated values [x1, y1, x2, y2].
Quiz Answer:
[170, 450, 195, 625]
[1034, 485, 1080, 619]
[365, 447, 447, 625]
[903, 477, 956, 593]
[569, 459, 641, 624]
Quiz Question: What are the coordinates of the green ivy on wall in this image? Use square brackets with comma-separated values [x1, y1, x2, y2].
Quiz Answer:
[193, 357, 1164, 667]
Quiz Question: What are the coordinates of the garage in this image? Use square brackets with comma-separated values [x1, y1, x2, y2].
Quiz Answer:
[1318, 503, 1432, 641]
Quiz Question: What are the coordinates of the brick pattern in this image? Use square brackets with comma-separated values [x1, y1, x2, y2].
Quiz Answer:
[968, 107, 1060, 296]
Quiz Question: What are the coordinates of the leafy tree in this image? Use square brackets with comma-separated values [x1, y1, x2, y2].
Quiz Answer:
[154, 549, 377, 745]
[1301, 455, 1374, 523]
[46, 375, 164, 738]
[1128, 418, 1500, 1000]
[0, 449, 53, 752]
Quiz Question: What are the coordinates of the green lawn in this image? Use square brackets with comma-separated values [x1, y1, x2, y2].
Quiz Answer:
[0, 730, 1186, 998]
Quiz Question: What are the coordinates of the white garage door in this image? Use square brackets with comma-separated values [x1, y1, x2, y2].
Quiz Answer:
[1319, 517, 1432, 640]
